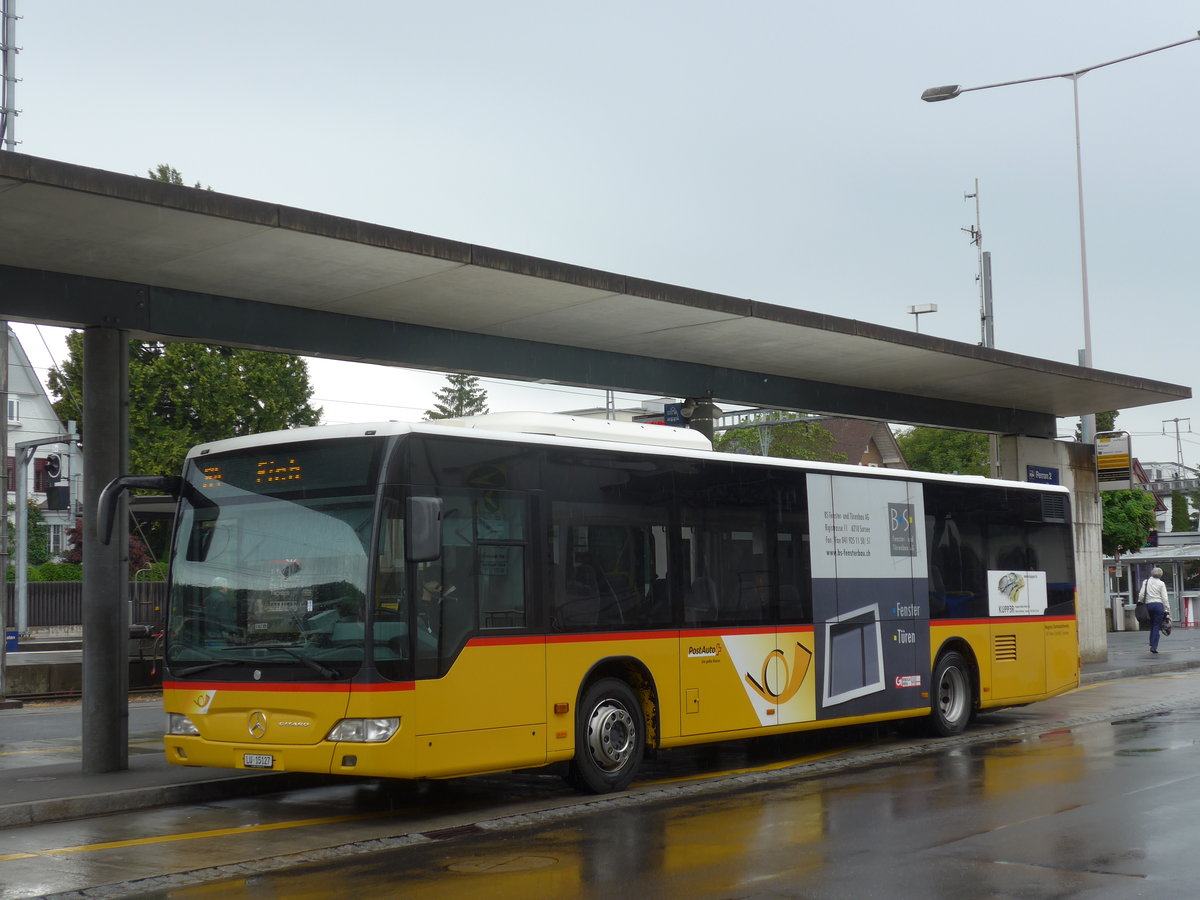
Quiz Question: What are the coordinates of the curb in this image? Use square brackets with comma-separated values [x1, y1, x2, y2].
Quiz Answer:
[1080, 659, 1200, 685]
[0, 772, 335, 829]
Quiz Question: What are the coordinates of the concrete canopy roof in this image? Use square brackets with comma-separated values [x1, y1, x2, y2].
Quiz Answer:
[0, 152, 1188, 437]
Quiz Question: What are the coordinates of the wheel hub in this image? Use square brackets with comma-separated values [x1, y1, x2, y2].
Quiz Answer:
[586, 700, 635, 771]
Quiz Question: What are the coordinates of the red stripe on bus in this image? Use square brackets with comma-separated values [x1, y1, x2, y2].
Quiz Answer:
[464, 634, 547, 647]
[933, 615, 1077, 627]
[544, 624, 815, 644]
[679, 625, 788, 638]
[162, 680, 415, 693]
[547, 630, 680, 644]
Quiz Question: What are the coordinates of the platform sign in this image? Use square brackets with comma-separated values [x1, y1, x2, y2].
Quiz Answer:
[1026, 465, 1060, 486]
[1096, 431, 1132, 491]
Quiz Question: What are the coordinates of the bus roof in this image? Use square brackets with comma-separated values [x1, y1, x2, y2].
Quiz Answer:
[184, 414, 1067, 495]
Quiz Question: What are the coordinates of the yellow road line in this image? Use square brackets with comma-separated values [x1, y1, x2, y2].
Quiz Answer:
[0, 809, 398, 860]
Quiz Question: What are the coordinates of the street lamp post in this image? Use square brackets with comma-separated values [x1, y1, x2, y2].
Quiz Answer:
[923, 31, 1200, 444]
[907, 303, 937, 333]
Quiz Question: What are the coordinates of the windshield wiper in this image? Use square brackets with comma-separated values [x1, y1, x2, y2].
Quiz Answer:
[255, 645, 342, 680]
[173, 659, 240, 678]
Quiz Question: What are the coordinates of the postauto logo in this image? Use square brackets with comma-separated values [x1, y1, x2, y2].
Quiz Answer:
[744, 643, 811, 705]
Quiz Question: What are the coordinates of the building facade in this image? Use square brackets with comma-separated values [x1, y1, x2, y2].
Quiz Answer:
[5, 327, 79, 561]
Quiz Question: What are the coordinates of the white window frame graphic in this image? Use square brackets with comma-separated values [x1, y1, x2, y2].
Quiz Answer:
[822, 603, 887, 707]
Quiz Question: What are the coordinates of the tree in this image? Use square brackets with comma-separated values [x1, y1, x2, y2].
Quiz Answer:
[4, 502, 49, 572]
[63, 516, 153, 576]
[1102, 490, 1157, 557]
[713, 413, 846, 463]
[894, 427, 989, 476]
[1170, 490, 1193, 533]
[1074, 410, 1118, 442]
[147, 163, 209, 190]
[47, 332, 322, 481]
[425, 374, 489, 419]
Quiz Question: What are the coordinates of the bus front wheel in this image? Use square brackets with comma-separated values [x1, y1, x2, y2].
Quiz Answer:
[570, 678, 644, 794]
[930, 651, 972, 736]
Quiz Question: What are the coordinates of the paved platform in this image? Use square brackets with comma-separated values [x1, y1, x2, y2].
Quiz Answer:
[1, 627, 1197, 829]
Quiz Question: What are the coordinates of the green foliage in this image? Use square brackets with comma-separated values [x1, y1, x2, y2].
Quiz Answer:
[1101, 490, 1157, 557]
[894, 427, 989, 476]
[147, 163, 210, 190]
[134, 561, 169, 582]
[5, 502, 50, 568]
[32, 562, 83, 582]
[425, 374, 489, 419]
[1074, 410, 1119, 442]
[714, 414, 847, 463]
[1170, 490, 1193, 533]
[48, 332, 322, 481]
[6, 562, 80, 582]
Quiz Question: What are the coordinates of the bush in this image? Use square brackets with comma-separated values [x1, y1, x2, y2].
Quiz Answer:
[31, 562, 84, 582]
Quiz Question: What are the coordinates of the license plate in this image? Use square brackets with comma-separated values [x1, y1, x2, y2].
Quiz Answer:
[243, 753, 274, 769]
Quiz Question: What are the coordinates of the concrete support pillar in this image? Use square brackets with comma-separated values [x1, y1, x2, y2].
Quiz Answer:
[997, 435, 1105, 664]
[81, 327, 129, 773]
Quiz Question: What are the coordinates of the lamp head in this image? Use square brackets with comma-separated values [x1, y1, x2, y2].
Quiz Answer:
[921, 85, 962, 102]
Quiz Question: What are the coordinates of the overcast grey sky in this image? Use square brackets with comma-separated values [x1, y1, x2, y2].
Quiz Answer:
[7, 2, 1199, 462]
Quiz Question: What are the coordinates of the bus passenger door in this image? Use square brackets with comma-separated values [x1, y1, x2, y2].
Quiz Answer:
[411, 489, 547, 777]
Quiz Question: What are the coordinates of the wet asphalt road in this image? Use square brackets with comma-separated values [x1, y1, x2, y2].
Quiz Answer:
[4, 671, 1200, 899]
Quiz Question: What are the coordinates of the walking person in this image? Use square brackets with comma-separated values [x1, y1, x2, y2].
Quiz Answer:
[1140, 567, 1170, 654]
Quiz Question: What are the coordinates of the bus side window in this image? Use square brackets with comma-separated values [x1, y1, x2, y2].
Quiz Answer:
[774, 479, 812, 625]
[375, 502, 407, 613]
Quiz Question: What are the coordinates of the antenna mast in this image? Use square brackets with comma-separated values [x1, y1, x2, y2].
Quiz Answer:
[963, 179, 994, 348]
[1, 0, 18, 151]
[1162, 417, 1192, 467]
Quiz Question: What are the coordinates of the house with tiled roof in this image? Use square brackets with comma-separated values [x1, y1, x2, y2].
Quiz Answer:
[817, 418, 907, 469]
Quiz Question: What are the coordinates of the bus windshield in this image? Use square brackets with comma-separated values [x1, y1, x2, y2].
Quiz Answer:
[165, 439, 380, 676]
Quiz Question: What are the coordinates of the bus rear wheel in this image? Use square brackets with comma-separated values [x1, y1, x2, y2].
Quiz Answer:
[930, 651, 972, 736]
[569, 678, 644, 794]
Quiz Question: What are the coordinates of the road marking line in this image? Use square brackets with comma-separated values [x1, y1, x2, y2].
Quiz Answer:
[6, 810, 398, 858]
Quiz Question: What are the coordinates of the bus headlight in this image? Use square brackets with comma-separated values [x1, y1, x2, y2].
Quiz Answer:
[327, 717, 400, 743]
[167, 713, 201, 736]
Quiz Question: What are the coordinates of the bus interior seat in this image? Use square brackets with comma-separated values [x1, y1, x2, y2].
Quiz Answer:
[557, 565, 602, 626]
[685, 577, 719, 623]
[331, 621, 364, 644]
[646, 578, 671, 623]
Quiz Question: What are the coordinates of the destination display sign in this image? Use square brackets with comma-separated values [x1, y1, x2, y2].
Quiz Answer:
[190, 438, 380, 496]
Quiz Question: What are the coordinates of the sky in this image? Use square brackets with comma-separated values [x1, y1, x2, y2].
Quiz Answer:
[4, 2, 1199, 464]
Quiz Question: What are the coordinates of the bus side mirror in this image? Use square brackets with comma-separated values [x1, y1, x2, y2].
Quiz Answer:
[98, 475, 183, 545]
[406, 496, 443, 562]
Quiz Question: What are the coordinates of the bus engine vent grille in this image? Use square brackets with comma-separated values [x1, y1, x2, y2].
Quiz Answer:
[993, 634, 1018, 662]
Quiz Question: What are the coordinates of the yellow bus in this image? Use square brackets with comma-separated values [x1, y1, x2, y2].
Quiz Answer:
[108, 413, 1078, 793]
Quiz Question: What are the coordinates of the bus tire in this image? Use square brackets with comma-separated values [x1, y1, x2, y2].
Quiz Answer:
[569, 677, 644, 794]
[930, 651, 972, 736]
